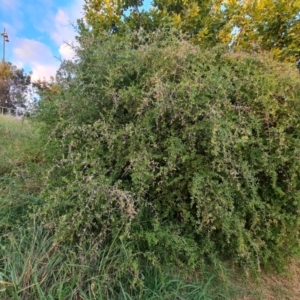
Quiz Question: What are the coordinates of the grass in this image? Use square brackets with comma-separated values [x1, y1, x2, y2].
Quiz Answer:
[0, 225, 233, 299]
[1, 225, 299, 299]
[0, 115, 43, 233]
[1, 114, 300, 299]
[0, 115, 36, 173]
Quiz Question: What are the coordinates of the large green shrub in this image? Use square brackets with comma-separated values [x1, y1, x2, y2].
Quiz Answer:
[37, 31, 300, 272]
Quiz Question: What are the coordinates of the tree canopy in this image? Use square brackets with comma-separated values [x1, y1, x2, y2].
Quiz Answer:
[83, 0, 300, 65]
[222, 0, 300, 65]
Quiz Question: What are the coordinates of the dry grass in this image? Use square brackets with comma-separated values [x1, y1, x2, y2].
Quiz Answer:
[233, 258, 300, 300]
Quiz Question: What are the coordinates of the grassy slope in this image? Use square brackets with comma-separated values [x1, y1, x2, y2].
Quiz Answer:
[0, 115, 34, 173]
[0, 115, 299, 299]
[0, 115, 42, 231]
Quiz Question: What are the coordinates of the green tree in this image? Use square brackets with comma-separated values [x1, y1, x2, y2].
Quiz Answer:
[0, 61, 31, 109]
[0, 61, 11, 107]
[83, 0, 300, 65]
[219, 0, 300, 65]
[83, 0, 144, 33]
[83, 0, 214, 36]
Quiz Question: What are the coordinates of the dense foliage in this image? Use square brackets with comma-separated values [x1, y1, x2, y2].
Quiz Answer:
[83, 0, 300, 66]
[1, 2, 299, 298]
[0, 115, 227, 300]
[36, 31, 300, 274]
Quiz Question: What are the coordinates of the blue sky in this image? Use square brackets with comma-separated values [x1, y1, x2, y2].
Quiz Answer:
[0, 0, 151, 81]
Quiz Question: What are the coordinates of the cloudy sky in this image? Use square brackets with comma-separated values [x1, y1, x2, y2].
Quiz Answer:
[0, 0, 151, 81]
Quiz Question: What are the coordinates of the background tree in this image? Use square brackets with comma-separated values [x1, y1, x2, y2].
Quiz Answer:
[219, 0, 300, 65]
[0, 61, 31, 109]
[0, 61, 11, 107]
[83, 0, 144, 34]
[83, 0, 213, 35]
[83, 0, 300, 65]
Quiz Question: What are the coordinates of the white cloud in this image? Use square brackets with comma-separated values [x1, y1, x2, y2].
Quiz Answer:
[13, 38, 60, 81]
[1, 0, 85, 80]
[59, 43, 76, 60]
[13, 38, 53, 61]
[55, 9, 70, 26]
[31, 64, 59, 82]
[51, 9, 75, 46]
[50, 0, 84, 59]
[34, 0, 83, 61]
